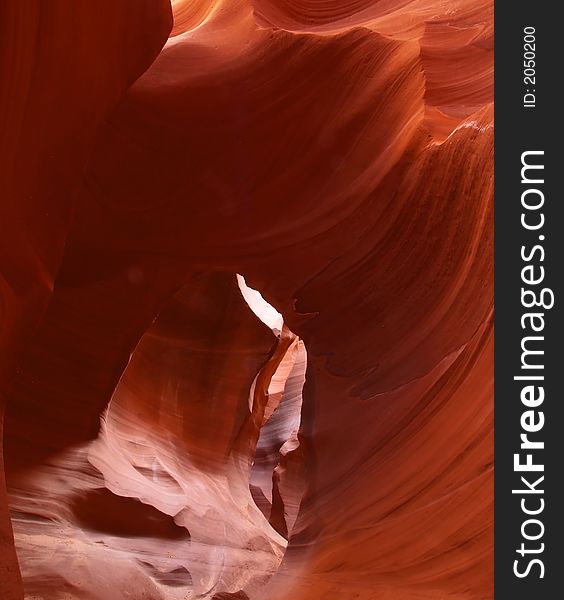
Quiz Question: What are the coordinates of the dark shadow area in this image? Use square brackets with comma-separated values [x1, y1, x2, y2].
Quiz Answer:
[70, 488, 190, 539]
[139, 561, 193, 587]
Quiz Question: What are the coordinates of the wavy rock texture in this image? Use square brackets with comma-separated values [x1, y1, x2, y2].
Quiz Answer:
[1, 0, 492, 599]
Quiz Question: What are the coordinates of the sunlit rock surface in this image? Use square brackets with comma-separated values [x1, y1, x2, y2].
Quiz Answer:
[1, 0, 492, 598]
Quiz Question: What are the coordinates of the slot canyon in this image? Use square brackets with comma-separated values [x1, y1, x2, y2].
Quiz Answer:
[1, 0, 493, 598]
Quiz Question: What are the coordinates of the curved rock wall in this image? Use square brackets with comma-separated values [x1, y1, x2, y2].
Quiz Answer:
[1, 1, 493, 598]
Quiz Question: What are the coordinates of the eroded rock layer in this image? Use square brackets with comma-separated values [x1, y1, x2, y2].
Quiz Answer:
[1, 0, 493, 598]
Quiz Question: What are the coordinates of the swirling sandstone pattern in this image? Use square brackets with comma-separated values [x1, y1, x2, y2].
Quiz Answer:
[1, 0, 493, 598]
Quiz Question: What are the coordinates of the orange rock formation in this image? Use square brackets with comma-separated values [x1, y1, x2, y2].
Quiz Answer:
[1, 1, 493, 598]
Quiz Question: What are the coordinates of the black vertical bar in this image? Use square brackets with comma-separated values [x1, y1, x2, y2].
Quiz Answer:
[495, 5, 562, 599]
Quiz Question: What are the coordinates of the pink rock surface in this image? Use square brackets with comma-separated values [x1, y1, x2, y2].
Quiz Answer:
[1, 1, 492, 598]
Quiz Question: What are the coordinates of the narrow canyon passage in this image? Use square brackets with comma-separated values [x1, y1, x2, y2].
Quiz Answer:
[1, 0, 493, 598]
[7, 274, 308, 599]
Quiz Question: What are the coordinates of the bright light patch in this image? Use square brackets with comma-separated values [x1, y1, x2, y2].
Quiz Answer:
[237, 274, 283, 333]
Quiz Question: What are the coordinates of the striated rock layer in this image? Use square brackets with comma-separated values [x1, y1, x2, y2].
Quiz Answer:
[1, 0, 493, 599]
